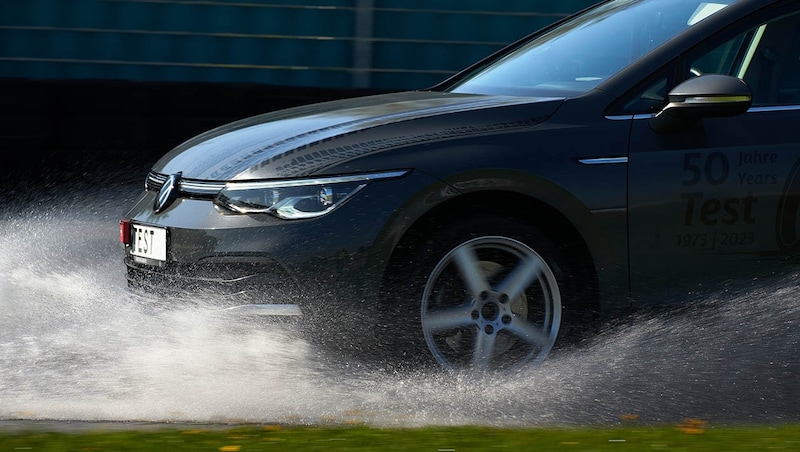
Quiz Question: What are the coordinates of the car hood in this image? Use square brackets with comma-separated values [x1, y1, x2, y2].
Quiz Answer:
[154, 90, 563, 180]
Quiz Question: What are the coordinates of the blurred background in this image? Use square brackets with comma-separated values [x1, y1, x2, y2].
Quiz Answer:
[0, 0, 596, 183]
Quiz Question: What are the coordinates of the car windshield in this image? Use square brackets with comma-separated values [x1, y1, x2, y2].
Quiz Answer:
[446, 0, 740, 97]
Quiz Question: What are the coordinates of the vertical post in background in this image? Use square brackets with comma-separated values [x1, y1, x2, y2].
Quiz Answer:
[353, 0, 374, 88]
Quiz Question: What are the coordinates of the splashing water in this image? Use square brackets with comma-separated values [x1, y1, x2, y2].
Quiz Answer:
[1, 181, 798, 428]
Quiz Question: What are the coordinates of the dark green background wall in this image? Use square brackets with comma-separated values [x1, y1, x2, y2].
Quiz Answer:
[1, 0, 597, 90]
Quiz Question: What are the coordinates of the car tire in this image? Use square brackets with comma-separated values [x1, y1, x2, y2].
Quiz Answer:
[379, 215, 585, 373]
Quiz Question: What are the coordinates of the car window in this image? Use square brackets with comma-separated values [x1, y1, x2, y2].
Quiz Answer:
[445, 0, 738, 97]
[739, 11, 800, 105]
[621, 9, 800, 113]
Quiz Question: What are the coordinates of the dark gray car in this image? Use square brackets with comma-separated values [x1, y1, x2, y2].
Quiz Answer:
[120, 0, 800, 372]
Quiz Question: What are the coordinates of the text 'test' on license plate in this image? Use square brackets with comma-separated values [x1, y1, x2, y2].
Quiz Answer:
[131, 224, 167, 262]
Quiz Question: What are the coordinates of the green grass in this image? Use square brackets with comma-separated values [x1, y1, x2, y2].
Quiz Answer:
[2, 422, 799, 451]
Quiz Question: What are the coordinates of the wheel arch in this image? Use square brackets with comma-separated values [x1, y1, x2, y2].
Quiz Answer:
[382, 189, 601, 312]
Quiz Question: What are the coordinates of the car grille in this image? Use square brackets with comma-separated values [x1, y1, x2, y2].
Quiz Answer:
[145, 171, 226, 198]
[125, 259, 301, 305]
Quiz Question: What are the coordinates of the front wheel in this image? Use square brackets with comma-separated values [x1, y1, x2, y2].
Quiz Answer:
[383, 217, 579, 373]
[422, 235, 561, 372]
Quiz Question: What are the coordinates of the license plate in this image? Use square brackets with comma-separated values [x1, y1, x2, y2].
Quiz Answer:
[131, 224, 167, 262]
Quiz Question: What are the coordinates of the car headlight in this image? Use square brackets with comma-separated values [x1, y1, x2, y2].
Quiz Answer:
[214, 170, 408, 220]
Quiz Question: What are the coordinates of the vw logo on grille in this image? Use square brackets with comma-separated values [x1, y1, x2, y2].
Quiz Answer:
[154, 172, 182, 213]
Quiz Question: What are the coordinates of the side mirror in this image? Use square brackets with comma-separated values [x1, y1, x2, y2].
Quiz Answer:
[650, 74, 752, 133]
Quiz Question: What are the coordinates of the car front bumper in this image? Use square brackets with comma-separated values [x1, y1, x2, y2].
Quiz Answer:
[121, 170, 448, 320]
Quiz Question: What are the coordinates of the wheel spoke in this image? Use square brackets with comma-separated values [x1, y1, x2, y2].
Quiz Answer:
[504, 316, 551, 349]
[453, 245, 490, 299]
[423, 304, 475, 332]
[471, 328, 496, 370]
[496, 255, 545, 302]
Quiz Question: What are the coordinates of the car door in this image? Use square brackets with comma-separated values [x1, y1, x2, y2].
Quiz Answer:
[626, 7, 800, 305]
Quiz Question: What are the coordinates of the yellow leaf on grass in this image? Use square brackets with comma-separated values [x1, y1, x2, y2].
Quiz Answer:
[677, 418, 707, 434]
